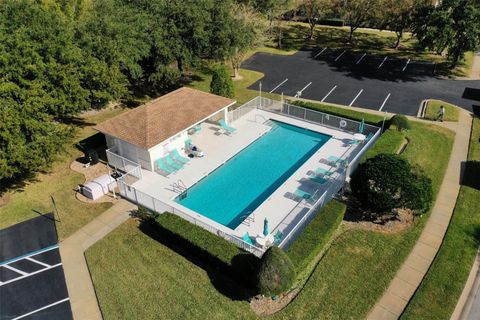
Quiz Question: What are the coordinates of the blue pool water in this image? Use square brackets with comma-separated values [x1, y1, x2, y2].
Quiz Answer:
[175, 121, 331, 229]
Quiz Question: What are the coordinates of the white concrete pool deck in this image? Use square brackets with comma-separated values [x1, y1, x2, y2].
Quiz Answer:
[131, 109, 363, 242]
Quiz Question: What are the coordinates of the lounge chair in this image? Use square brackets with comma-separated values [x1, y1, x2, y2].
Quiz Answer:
[171, 149, 190, 164]
[242, 232, 254, 245]
[273, 230, 283, 245]
[347, 138, 359, 145]
[294, 189, 312, 200]
[364, 132, 373, 142]
[309, 175, 327, 184]
[156, 159, 176, 174]
[327, 155, 346, 167]
[315, 167, 334, 176]
[219, 119, 237, 134]
[194, 125, 202, 132]
[165, 154, 184, 170]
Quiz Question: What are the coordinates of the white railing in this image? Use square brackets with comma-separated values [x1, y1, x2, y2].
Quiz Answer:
[346, 128, 382, 177]
[227, 97, 259, 123]
[116, 180, 265, 257]
[258, 97, 379, 136]
[106, 147, 143, 180]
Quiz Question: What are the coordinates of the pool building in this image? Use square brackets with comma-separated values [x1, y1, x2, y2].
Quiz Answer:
[96, 87, 380, 256]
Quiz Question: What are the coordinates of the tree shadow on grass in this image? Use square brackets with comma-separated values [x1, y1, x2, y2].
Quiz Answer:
[138, 220, 259, 301]
[461, 161, 480, 190]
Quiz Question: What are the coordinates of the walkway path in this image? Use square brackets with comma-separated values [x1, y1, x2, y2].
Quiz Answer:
[468, 52, 480, 80]
[59, 199, 136, 320]
[367, 110, 472, 319]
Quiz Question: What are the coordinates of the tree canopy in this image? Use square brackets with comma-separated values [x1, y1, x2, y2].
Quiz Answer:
[0, 0, 263, 190]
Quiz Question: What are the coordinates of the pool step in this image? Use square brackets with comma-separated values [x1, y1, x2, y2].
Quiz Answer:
[263, 119, 279, 129]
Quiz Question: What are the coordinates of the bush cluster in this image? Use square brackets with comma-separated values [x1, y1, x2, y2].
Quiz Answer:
[390, 114, 411, 131]
[210, 66, 234, 98]
[350, 153, 432, 214]
[257, 247, 296, 296]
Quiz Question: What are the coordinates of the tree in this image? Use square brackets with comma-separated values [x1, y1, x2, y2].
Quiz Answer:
[337, 0, 378, 43]
[380, 0, 431, 48]
[413, 0, 480, 66]
[350, 154, 433, 215]
[253, 0, 292, 48]
[224, 3, 267, 78]
[210, 66, 234, 98]
[256, 247, 296, 296]
[390, 114, 411, 131]
[301, 0, 332, 40]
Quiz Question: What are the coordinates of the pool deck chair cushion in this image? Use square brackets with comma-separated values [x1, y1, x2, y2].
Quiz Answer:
[165, 153, 184, 170]
[172, 149, 190, 164]
[327, 155, 346, 166]
[316, 167, 333, 176]
[156, 159, 175, 174]
[219, 119, 237, 134]
[242, 232, 254, 245]
[294, 189, 312, 200]
[273, 230, 283, 244]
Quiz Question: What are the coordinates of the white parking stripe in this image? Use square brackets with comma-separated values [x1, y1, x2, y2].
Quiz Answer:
[379, 93, 391, 111]
[3, 265, 28, 276]
[26, 257, 51, 268]
[0, 263, 62, 286]
[349, 89, 364, 106]
[402, 59, 411, 72]
[378, 56, 388, 68]
[0, 245, 58, 267]
[334, 50, 346, 62]
[269, 78, 288, 93]
[13, 297, 70, 320]
[314, 47, 327, 58]
[356, 53, 367, 65]
[294, 82, 312, 97]
[321, 85, 337, 102]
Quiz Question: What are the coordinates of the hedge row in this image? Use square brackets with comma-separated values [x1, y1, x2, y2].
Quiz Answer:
[287, 200, 346, 272]
[153, 213, 259, 285]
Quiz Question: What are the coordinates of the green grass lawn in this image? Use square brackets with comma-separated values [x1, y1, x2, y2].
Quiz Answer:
[424, 99, 460, 122]
[86, 105, 455, 319]
[0, 107, 126, 239]
[401, 117, 480, 320]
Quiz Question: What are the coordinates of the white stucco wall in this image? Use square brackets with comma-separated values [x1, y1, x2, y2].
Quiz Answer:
[149, 131, 189, 170]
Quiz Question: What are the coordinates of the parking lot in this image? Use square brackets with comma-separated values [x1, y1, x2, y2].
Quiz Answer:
[0, 214, 72, 320]
[242, 48, 480, 116]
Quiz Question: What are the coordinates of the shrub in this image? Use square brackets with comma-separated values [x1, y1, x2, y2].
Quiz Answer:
[350, 154, 432, 214]
[390, 114, 411, 131]
[135, 205, 158, 221]
[257, 247, 296, 296]
[210, 65, 234, 98]
[287, 200, 346, 272]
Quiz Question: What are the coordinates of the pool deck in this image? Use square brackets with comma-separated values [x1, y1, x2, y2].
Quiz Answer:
[131, 109, 364, 241]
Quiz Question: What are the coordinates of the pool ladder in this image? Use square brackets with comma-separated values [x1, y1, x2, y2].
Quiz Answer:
[171, 179, 187, 194]
[241, 211, 255, 227]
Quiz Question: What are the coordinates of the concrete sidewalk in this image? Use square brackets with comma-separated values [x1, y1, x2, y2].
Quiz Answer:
[59, 199, 136, 320]
[367, 110, 473, 320]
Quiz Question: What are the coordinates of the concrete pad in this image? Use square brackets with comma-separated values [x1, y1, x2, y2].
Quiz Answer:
[378, 291, 408, 316]
[418, 231, 443, 250]
[405, 252, 433, 274]
[387, 276, 418, 300]
[367, 304, 399, 320]
[397, 264, 426, 287]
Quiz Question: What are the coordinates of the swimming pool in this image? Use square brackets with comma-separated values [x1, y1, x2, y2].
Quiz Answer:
[175, 120, 331, 229]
